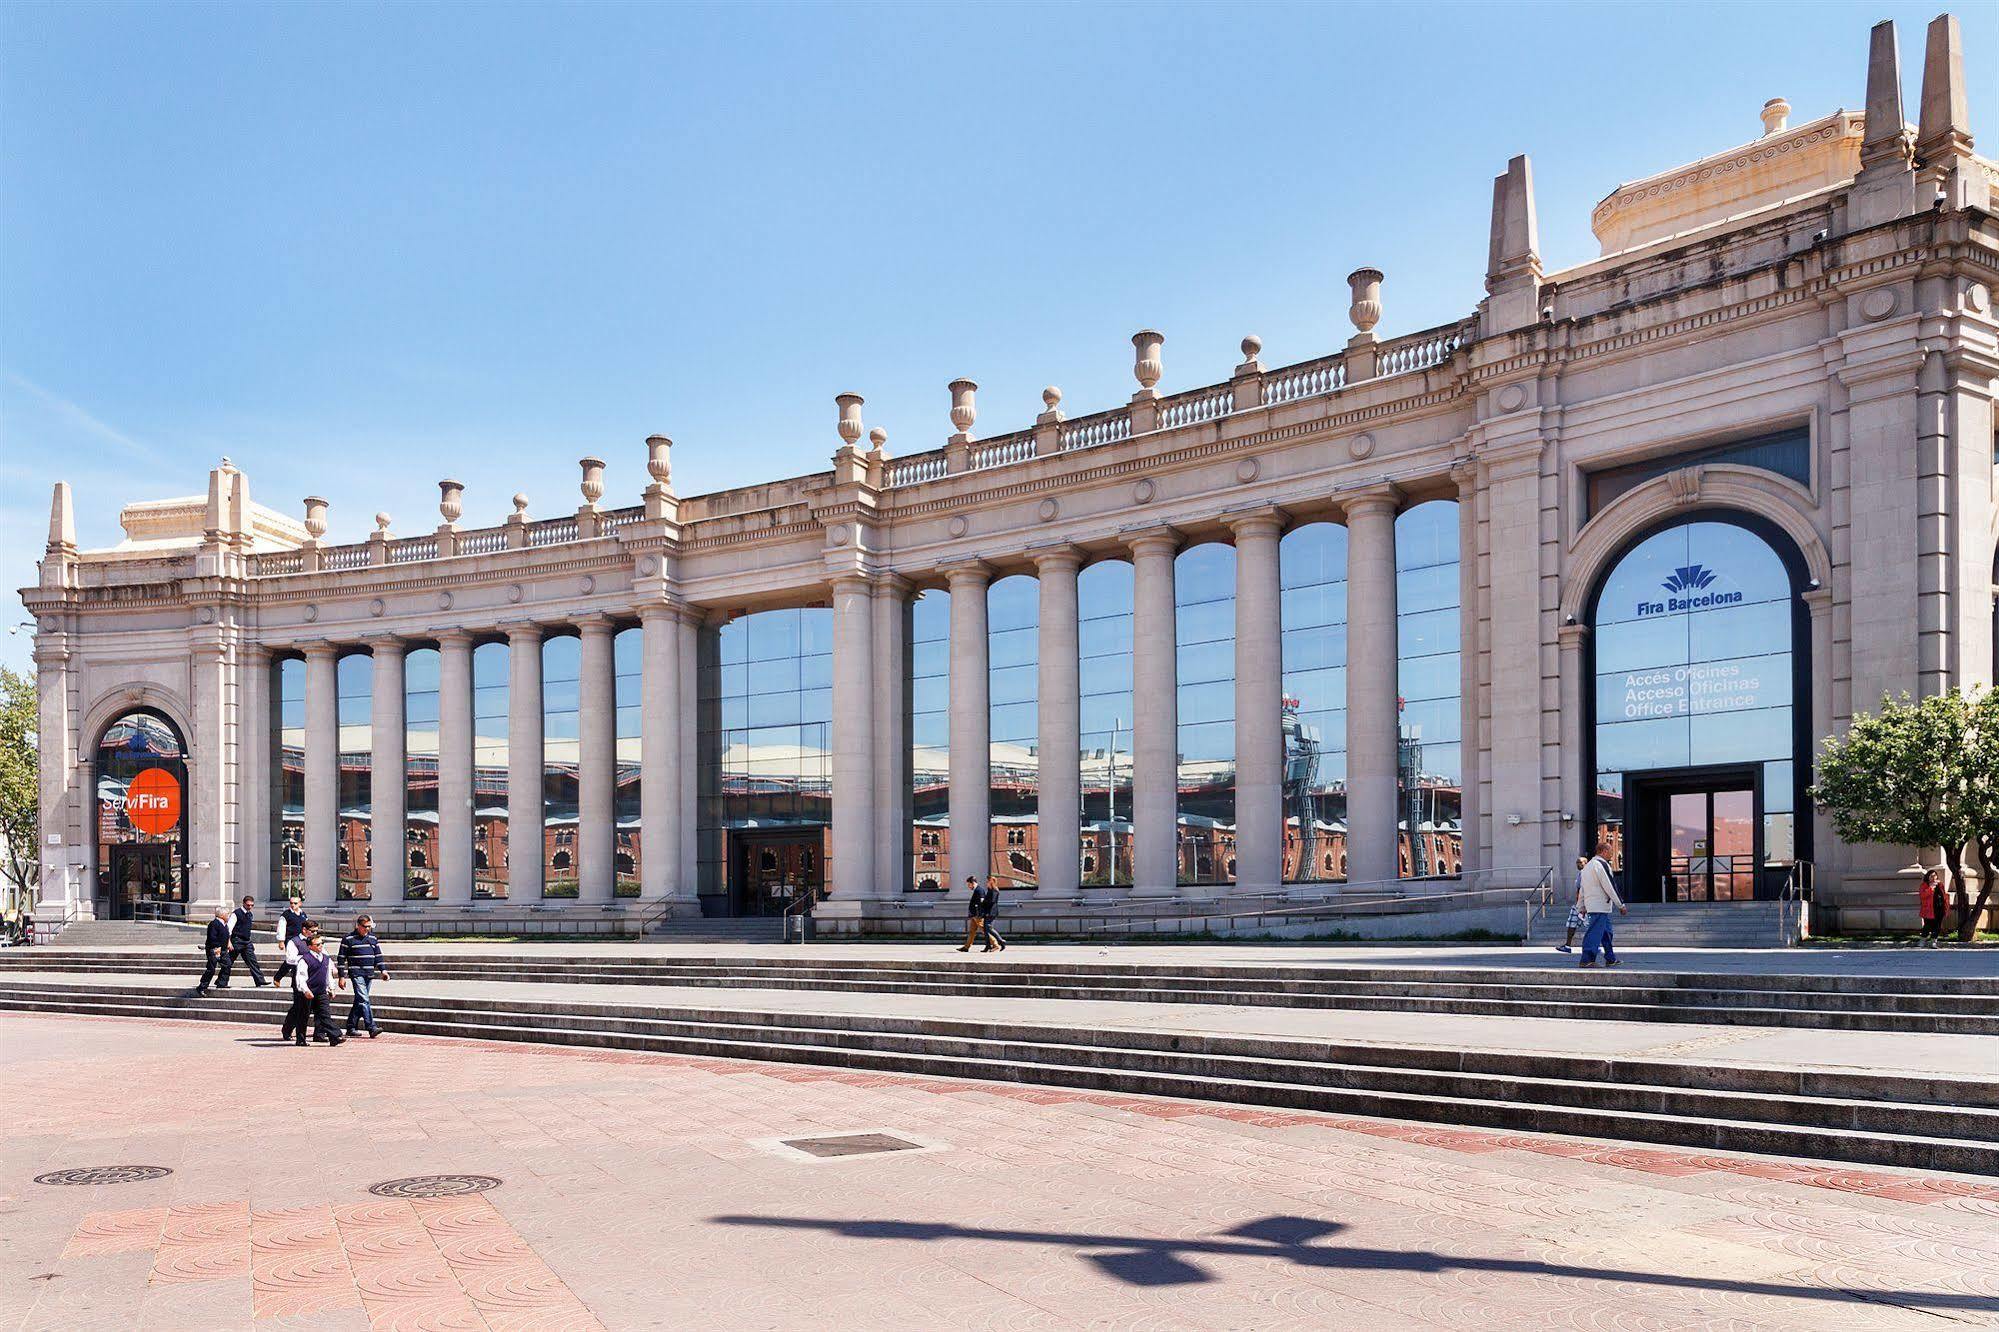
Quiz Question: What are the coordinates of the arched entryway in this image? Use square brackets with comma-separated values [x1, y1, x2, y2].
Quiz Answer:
[1584, 511, 1811, 902]
[94, 709, 189, 920]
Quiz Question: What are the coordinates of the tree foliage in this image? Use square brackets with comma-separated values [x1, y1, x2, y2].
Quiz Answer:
[0, 667, 37, 906]
[1811, 687, 1997, 941]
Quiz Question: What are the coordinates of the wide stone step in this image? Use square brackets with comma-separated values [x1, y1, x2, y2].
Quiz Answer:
[4, 982, 1992, 1175]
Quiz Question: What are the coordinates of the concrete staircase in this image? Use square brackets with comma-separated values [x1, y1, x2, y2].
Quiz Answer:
[5, 950, 1994, 1033]
[2, 976, 1992, 1174]
[646, 915, 787, 944]
[35, 919, 204, 948]
[1527, 901, 1789, 949]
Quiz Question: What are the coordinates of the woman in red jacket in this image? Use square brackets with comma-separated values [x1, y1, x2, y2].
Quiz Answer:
[1916, 867, 1948, 948]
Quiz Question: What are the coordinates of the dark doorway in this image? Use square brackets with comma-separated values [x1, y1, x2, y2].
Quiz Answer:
[105, 844, 181, 921]
[1625, 766, 1760, 903]
[731, 831, 824, 917]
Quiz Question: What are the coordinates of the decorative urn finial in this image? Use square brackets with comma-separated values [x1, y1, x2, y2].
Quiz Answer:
[578, 457, 606, 506]
[835, 393, 864, 447]
[867, 426, 889, 458]
[303, 496, 329, 540]
[438, 480, 464, 526]
[1131, 330, 1164, 391]
[948, 379, 978, 438]
[645, 435, 672, 487]
[1347, 269, 1383, 336]
[1043, 385, 1062, 412]
[374, 511, 391, 534]
[1241, 334, 1263, 361]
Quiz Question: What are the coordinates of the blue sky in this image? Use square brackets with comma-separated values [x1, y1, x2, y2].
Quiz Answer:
[3, 1, 1993, 675]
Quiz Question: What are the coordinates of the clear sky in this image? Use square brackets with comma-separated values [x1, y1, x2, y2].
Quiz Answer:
[3, 1, 1993, 675]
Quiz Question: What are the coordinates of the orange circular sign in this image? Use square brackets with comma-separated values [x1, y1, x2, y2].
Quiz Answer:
[125, 767, 182, 836]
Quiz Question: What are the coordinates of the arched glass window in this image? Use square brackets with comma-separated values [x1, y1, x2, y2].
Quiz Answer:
[272, 658, 306, 901]
[909, 589, 951, 890]
[542, 634, 582, 898]
[1590, 517, 1800, 900]
[96, 710, 187, 918]
[1281, 522, 1348, 883]
[335, 652, 372, 901]
[404, 647, 440, 900]
[472, 640, 508, 900]
[614, 625, 643, 897]
[1078, 560, 1134, 887]
[1176, 542, 1236, 885]
[988, 575, 1038, 888]
[1396, 501, 1462, 879]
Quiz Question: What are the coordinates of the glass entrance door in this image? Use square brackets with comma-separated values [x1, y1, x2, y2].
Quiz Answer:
[732, 834, 824, 916]
[1625, 767, 1761, 903]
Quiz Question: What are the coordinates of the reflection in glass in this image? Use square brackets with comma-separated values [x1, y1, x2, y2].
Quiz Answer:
[909, 590, 950, 891]
[1176, 543, 1236, 885]
[97, 711, 188, 916]
[274, 658, 306, 901]
[988, 575, 1039, 888]
[614, 626, 642, 897]
[1395, 501, 1463, 878]
[1079, 562, 1134, 887]
[542, 635, 581, 898]
[700, 608, 833, 914]
[336, 652, 372, 901]
[472, 641, 508, 900]
[403, 647, 440, 900]
[1281, 522, 1348, 882]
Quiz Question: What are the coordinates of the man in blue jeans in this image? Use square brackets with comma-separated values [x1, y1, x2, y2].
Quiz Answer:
[1576, 844, 1628, 968]
[336, 914, 389, 1037]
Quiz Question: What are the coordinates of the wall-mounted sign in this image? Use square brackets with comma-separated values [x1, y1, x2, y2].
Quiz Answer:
[125, 767, 183, 836]
[1616, 661, 1770, 720]
[1635, 564, 1744, 618]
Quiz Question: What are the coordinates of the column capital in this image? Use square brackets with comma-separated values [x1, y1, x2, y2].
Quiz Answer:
[872, 570, 913, 598]
[433, 627, 477, 647]
[300, 639, 340, 660]
[575, 613, 617, 637]
[1222, 504, 1288, 539]
[1557, 622, 1589, 649]
[501, 619, 547, 644]
[1120, 522, 1181, 558]
[1340, 483, 1403, 521]
[637, 599, 696, 627]
[829, 572, 876, 596]
[940, 559, 993, 590]
[1028, 542, 1085, 573]
[359, 633, 406, 654]
[240, 641, 273, 665]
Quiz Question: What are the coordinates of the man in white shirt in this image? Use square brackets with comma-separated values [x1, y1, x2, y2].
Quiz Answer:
[1577, 844, 1627, 968]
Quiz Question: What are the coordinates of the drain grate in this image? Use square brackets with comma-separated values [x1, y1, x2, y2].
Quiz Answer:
[779, 1133, 924, 1160]
[34, 1166, 173, 1187]
[367, 1174, 502, 1199]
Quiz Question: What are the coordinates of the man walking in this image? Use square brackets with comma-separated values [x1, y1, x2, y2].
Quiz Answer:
[272, 892, 307, 989]
[977, 877, 1006, 952]
[956, 875, 985, 952]
[338, 915, 388, 1038]
[279, 921, 317, 1042]
[219, 895, 269, 988]
[196, 906, 231, 995]
[1576, 843, 1627, 969]
[291, 930, 345, 1047]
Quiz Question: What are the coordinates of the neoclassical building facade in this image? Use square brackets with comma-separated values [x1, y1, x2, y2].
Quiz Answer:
[27, 16, 1999, 933]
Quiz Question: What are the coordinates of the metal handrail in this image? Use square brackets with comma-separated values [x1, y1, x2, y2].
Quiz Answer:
[637, 896, 677, 937]
[1777, 861, 1814, 946]
[1521, 865, 1557, 945]
[783, 888, 817, 944]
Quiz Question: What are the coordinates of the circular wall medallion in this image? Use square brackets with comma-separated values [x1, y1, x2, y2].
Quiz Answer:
[827, 525, 849, 547]
[637, 555, 658, 575]
[1968, 284, 1991, 314]
[367, 1174, 502, 1200]
[1496, 384, 1527, 412]
[1132, 479, 1155, 504]
[35, 1165, 173, 1187]
[1235, 459, 1259, 483]
[1349, 433, 1376, 460]
[579, 575, 596, 595]
[437, 591, 454, 611]
[947, 516, 969, 538]
[369, 598, 385, 618]
[196, 607, 214, 624]
[303, 605, 318, 624]
[1037, 498, 1059, 522]
[507, 584, 524, 604]
[1860, 288, 1896, 321]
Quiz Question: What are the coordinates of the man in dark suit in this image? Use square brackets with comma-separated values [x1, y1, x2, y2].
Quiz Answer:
[956, 875, 984, 952]
[196, 907, 231, 995]
[218, 895, 269, 987]
[976, 878, 1006, 952]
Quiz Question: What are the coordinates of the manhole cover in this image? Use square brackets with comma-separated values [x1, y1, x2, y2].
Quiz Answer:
[34, 1166, 173, 1187]
[367, 1175, 502, 1199]
[779, 1133, 923, 1160]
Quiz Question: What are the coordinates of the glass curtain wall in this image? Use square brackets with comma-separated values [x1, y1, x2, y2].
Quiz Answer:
[908, 589, 951, 891]
[273, 657, 306, 901]
[614, 625, 642, 897]
[988, 575, 1039, 889]
[335, 653, 372, 900]
[1395, 501, 1464, 878]
[1280, 522, 1349, 882]
[542, 635, 582, 898]
[1175, 543, 1237, 885]
[1078, 561, 1134, 887]
[472, 641, 509, 900]
[403, 647, 440, 899]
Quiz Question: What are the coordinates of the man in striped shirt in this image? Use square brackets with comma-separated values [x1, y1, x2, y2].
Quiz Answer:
[337, 915, 389, 1039]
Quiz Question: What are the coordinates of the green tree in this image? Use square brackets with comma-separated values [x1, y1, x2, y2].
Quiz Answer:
[1811, 687, 1993, 942]
[0, 667, 37, 912]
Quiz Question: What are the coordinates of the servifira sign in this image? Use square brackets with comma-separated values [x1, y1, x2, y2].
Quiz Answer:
[1635, 564, 1744, 617]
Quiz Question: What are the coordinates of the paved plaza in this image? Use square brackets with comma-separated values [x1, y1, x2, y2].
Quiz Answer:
[3, 1011, 1996, 1330]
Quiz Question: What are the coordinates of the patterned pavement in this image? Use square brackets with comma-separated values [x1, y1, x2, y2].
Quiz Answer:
[2, 1010, 1995, 1330]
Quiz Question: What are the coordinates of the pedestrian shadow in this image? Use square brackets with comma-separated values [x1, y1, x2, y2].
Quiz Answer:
[708, 1213, 1998, 1310]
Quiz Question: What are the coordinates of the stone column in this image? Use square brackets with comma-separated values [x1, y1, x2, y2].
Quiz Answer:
[370, 639, 408, 904]
[871, 575, 911, 898]
[676, 612, 702, 898]
[1229, 510, 1285, 893]
[302, 642, 340, 910]
[1127, 528, 1179, 893]
[505, 624, 543, 900]
[1478, 445, 1549, 873]
[436, 631, 475, 907]
[187, 640, 229, 914]
[944, 563, 992, 894]
[1033, 547, 1084, 897]
[576, 617, 616, 905]
[1556, 623, 1588, 868]
[1344, 489, 1401, 887]
[638, 606, 685, 904]
[238, 645, 271, 903]
[832, 576, 878, 898]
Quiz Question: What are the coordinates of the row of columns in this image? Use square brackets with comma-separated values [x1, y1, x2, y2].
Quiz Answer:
[272, 610, 701, 911]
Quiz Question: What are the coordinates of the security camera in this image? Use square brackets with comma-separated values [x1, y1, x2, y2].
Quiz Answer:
[1812, 229, 1828, 243]
[1540, 305, 1554, 322]
[1933, 188, 1947, 210]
